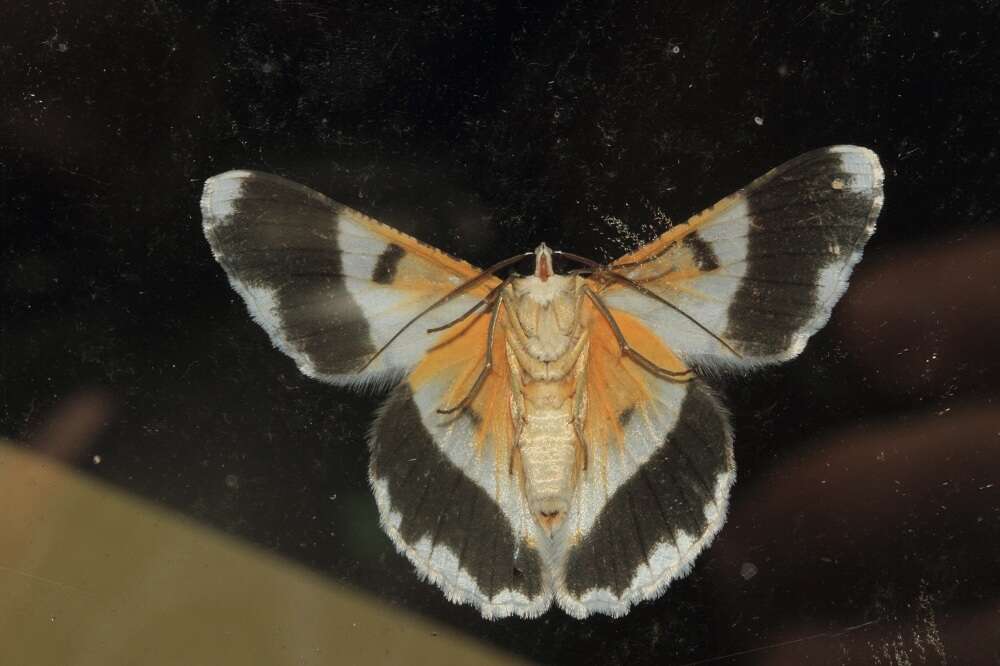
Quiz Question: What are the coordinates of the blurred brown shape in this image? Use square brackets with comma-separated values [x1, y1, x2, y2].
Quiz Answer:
[26, 388, 115, 461]
[716, 401, 998, 590]
[842, 228, 1000, 395]
[694, 229, 1000, 664]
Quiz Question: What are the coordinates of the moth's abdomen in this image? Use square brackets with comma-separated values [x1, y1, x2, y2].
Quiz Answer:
[519, 405, 577, 536]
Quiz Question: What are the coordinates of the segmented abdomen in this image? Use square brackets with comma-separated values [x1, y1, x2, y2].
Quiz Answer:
[519, 408, 577, 509]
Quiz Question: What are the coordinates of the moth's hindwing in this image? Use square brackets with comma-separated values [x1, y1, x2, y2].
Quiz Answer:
[604, 145, 884, 366]
[555, 303, 735, 618]
[369, 306, 554, 619]
[201, 170, 496, 387]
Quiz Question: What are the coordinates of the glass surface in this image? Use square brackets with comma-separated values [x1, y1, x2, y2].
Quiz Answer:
[2, 2, 998, 664]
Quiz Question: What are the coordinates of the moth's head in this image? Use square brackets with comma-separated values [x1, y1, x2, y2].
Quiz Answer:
[533, 242, 553, 281]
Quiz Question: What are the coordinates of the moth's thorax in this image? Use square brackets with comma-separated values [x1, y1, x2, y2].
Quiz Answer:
[507, 274, 587, 369]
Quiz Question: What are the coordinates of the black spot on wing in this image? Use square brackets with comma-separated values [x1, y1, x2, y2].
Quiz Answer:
[564, 382, 732, 598]
[724, 147, 880, 356]
[372, 243, 405, 284]
[370, 384, 544, 601]
[618, 406, 635, 428]
[203, 173, 377, 375]
[683, 233, 721, 271]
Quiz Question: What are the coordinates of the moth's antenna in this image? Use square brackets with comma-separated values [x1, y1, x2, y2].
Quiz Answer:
[553, 250, 604, 270]
[358, 252, 532, 372]
[426, 278, 507, 334]
[602, 271, 743, 359]
[584, 286, 694, 380]
[556, 249, 743, 360]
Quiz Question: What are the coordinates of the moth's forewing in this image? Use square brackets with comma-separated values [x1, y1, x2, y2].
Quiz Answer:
[201, 170, 495, 387]
[604, 145, 884, 366]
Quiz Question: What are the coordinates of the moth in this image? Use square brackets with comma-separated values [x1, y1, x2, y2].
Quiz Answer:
[201, 146, 883, 619]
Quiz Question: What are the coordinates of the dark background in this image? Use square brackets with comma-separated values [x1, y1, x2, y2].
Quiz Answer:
[3, 1, 999, 663]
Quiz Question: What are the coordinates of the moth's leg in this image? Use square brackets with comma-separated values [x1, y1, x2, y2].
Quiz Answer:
[437, 290, 507, 414]
[506, 344, 526, 475]
[508, 420, 525, 476]
[584, 286, 695, 382]
[570, 343, 591, 472]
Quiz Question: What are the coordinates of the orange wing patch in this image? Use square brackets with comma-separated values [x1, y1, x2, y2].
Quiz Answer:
[581, 300, 689, 477]
[408, 305, 516, 480]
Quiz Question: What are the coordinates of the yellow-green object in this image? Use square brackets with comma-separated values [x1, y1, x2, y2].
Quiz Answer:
[0, 442, 522, 666]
